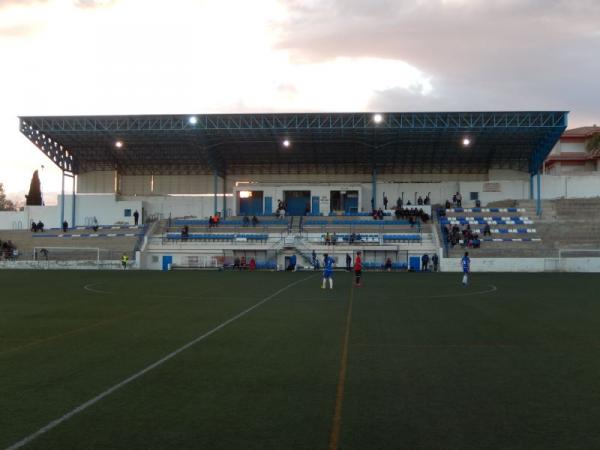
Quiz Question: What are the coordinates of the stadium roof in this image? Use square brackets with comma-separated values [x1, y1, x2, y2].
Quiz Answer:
[19, 111, 568, 176]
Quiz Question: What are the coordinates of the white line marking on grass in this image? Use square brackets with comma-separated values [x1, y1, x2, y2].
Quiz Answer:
[423, 284, 498, 299]
[7, 275, 315, 450]
[83, 283, 114, 294]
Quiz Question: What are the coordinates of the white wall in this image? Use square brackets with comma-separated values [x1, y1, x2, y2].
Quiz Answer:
[77, 171, 116, 194]
[441, 257, 600, 272]
[60, 194, 143, 227]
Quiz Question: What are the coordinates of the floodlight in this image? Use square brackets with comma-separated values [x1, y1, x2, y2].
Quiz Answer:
[462, 138, 471, 147]
[283, 139, 291, 147]
[373, 113, 383, 124]
[189, 116, 198, 125]
[115, 140, 123, 148]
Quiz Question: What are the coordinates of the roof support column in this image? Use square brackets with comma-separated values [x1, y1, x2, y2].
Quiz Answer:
[371, 167, 377, 211]
[71, 175, 76, 227]
[536, 171, 542, 217]
[222, 174, 227, 218]
[60, 170, 65, 228]
[529, 173, 534, 200]
[213, 171, 218, 215]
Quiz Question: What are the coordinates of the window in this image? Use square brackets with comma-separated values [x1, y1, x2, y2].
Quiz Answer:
[124, 209, 132, 217]
[470, 192, 479, 201]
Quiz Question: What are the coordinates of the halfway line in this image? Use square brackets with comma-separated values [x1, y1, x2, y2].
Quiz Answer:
[328, 282, 355, 450]
[6, 274, 315, 450]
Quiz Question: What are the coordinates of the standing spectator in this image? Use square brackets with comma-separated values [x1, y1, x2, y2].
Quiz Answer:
[384, 257, 392, 271]
[345, 253, 352, 271]
[354, 251, 362, 287]
[62, 220, 68, 232]
[456, 192, 462, 207]
[421, 253, 430, 271]
[432, 253, 439, 272]
[121, 253, 129, 270]
[92, 216, 99, 232]
[249, 257, 256, 271]
[396, 197, 403, 209]
[251, 215, 259, 227]
[417, 196, 423, 206]
[383, 193, 388, 210]
[133, 210, 140, 225]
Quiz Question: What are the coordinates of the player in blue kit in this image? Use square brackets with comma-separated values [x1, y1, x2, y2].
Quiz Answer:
[461, 251, 470, 286]
[321, 253, 335, 289]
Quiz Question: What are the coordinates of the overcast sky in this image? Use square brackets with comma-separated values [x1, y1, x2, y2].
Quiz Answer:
[1, 0, 598, 196]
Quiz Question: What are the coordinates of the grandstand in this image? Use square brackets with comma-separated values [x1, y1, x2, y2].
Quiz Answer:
[4, 110, 600, 271]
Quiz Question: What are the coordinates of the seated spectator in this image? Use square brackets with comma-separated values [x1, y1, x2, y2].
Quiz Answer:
[31, 221, 38, 232]
[452, 193, 457, 206]
[251, 215, 259, 227]
[372, 209, 378, 220]
[377, 208, 384, 220]
[208, 216, 214, 228]
[92, 216, 99, 232]
[243, 215, 250, 227]
[385, 258, 392, 272]
[62, 220, 68, 232]
[37, 220, 44, 232]
[445, 200, 451, 209]
[424, 195, 431, 205]
[394, 208, 401, 220]
[417, 196, 423, 206]
[475, 199, 481, 208]
[213, 214, 220, 227]
[483, 223, 491, 236]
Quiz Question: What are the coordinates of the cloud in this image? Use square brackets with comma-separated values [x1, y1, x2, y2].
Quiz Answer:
[74, 0, 116, 9]
[276, 0, 600, 126]
[0, 0, 46, 8]
[0, 24, 41, 37]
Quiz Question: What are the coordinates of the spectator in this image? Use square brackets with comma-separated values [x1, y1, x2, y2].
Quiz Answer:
[384, 257, 392, 271]
[249, 257, 256, 271]
[452, 193, 457, 206]
[396, 197, 403, 209]
[432, 253, 439, 272]
[208, 216, 214, 228]
[346, 253, 352, 271]
[445, 200, 451, 210]
[62, 220, 68, 232]
[133, 210, 139, 225]
[37, 220, 44, 232]
[240, 255, 247, 270]
[181, 225, 189, 241]
[92, 216, 99, 232]
[456, 192, 462, 207]
[243, 215, 250, 227]
[424, 194, 431, 205]
[332, 232, 338, 246]
[233, 256, 241, 270]
[383, 193, 388, 210]
[31, 221, 38, 232]
[483, 223, 491, 236]
[251, 215, 259, 227]
[475, 199, 481, 208]
[421, 253, 430, 271]
[349, 232, 356, 244]
[417, 196, 423, 206]
[377, 208, 384, 220]
[325, 232, 331, 246]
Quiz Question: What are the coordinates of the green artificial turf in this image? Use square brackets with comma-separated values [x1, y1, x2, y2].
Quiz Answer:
[1, 270, 600, 449]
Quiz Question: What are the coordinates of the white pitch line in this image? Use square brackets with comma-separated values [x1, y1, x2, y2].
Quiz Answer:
[7, 274, 315, 450]
[83, 283, 114, 295]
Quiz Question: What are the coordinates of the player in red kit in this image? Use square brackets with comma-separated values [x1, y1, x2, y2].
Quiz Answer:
[354, 251, 362, 287]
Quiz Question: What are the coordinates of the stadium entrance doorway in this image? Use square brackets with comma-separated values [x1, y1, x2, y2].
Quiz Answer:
[238, 191, 264, 216]
[283, 191, 311, 215]
[330, 190, 359, 213]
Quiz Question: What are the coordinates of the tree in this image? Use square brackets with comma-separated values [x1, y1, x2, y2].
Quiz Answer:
[0, 182, 16, 211]
[586, 133, 600, 157]
[25, 170, 43, 206]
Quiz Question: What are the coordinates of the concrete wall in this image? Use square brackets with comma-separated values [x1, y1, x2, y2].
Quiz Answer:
[77, 171, 116, 193]
[441, 257, 600, 273]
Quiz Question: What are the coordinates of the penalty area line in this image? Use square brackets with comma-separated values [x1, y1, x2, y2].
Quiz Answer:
[6, 274, 316, 450]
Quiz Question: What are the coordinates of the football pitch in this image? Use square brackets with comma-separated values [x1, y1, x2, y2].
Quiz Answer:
[1, 270, 600, 450]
